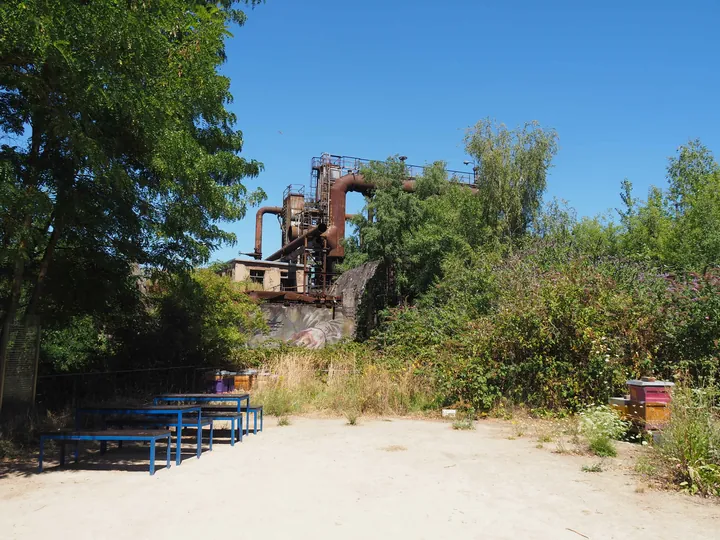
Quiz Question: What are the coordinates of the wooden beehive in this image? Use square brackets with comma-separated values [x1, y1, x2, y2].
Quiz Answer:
[626, 401, 670, 430]
[234, 375, 254, 391]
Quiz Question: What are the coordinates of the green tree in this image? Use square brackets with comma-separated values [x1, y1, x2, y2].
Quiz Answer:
[343, 120, 558, 302]
[0, 1, 264, 376]
[464, 119, 558, 238]
[148, 268, 267, 367]
[616, 141, 720, 270]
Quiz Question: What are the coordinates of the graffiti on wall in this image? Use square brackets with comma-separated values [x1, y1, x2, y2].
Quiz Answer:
[250, 304, 354, 349]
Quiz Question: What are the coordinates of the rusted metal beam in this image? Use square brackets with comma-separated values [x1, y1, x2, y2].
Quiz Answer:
[265, 223, 327, 262]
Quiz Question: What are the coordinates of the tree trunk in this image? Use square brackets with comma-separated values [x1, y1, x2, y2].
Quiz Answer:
[23, 213, 64, 325]
[0, 116, 42, 410]
[0, 217, 31, 411]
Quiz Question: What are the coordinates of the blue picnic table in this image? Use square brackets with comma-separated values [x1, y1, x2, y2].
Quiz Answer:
[154, 393, 258, 435]
[154, 393, 249, 411]
[75, 404, 202, 466]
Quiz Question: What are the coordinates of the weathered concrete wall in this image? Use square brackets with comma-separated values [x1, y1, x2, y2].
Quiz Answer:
[330, 260, 384, 340]
[233, 263, 250, 282]
[251, 304, 354, 349]
[250, 261, 383, 349]
[263, 267, 281, 291]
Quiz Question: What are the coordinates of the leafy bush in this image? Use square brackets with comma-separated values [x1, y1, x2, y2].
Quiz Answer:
[657, 385, 720, 496]
[578, 405, 629, 457]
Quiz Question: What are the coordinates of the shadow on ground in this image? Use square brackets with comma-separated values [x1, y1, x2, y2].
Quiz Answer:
[1, 429, 242, 479]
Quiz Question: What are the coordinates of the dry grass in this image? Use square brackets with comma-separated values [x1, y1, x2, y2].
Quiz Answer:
[250, 350, 433, 418]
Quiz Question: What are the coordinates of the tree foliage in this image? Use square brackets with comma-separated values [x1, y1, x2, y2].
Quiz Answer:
[41, 268, 268, 374]
[465, 119, 558, 238]
[0, 1, 264, 369]
[344, 133, 720, 412]
[343, 120, 558, 302]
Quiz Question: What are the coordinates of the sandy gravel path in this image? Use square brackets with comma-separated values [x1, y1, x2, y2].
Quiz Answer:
[1, 417, 717, 539]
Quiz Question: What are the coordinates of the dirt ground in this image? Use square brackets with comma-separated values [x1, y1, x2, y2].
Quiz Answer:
[0, 417, 717, 540]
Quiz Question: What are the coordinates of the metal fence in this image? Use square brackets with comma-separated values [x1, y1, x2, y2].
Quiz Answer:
[35, 365, 214, 410]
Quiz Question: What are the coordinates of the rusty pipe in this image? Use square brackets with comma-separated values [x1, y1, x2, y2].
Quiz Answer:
[325, 174, 478, 258]
[325, 174, 372, 258]
[266, 223, 327, 261]
[253, 206, 282, 259]
[324, 174, 419, 258]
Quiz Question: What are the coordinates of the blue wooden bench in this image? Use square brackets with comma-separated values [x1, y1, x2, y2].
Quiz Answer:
[201, 412, 243, 445]
[39, 430, 171, 475]
[241, 405, 263, 435]
[202, 405, 263, 435]
[104, 416, 214, 453]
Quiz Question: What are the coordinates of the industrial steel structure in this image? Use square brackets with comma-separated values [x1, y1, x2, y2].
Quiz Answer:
[251, 154, 477, 294]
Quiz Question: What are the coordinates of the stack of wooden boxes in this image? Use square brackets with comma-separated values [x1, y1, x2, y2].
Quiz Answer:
[609, 377, 675, 430]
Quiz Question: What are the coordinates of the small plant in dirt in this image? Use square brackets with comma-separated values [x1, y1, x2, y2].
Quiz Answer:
[452, 407, 476, 430]
[277, 416, 291, 427]
[346, 410, 359, 426]
[261, 386, 297, 417]
[635, 455, 657, 476]
[581, 462, 604, 473]
[579, 405, 629, 457]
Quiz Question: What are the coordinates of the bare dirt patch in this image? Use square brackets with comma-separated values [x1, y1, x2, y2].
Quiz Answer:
[380, 444, 407, 452]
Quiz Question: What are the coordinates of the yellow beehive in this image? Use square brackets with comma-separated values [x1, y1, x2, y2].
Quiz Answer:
[608, 397, 630, 418]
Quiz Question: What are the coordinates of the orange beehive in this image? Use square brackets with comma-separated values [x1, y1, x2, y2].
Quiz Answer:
[626, 401, 670, 430]
[234, 375, 252, 391]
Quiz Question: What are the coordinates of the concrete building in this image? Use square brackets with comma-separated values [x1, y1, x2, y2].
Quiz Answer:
[221, 258, 306, 293]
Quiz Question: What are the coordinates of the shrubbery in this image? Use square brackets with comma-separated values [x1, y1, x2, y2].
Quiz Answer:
[371, 241, 720, 412]
[657, 385, 720, 496]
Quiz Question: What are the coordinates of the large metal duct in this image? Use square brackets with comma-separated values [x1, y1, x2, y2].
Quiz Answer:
[253, 206, 282, 259]
[323, 174, 419, 258]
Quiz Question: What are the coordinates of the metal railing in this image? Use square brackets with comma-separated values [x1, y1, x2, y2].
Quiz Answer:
[311, 154, 476, 185]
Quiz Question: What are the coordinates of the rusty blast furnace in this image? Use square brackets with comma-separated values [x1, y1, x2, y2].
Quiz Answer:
[248, 154, 476, 296]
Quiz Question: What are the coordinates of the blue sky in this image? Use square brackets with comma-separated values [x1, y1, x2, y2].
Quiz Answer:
[214, 0, 720, 262]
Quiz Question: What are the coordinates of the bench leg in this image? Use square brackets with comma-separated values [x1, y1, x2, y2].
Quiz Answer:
[38, 437, 45, 473]
[60, 441, 66, 466]
[196, 420, 202, 459]
[166, 435, 171, 470]
[230, 419, 235, 447]
[175, 413, 182, 466]
[75, 441, 80, 462]
[99, 441, 106, 455]
[253, 410, 257, 435]
[209, 423, 214, 451]
[149, 438, 156, 476]
[260, 409, 263, 432]
[238, 416, 243, 443]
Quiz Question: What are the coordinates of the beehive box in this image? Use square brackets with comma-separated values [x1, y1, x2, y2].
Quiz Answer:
[234, 375, 256, 391]
[626, 401, 670, 429]
[608, 396, 631, 418]
[627, 379, 674, 403]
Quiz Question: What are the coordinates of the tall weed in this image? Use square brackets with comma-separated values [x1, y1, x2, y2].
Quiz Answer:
[657, 385, 720, 496]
